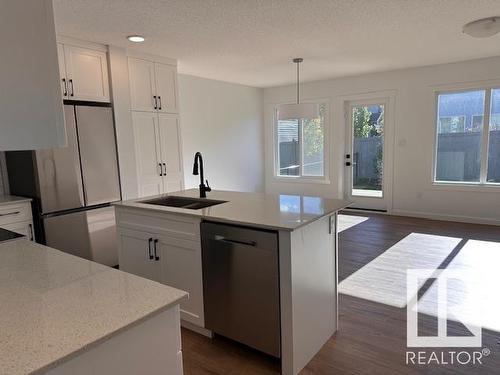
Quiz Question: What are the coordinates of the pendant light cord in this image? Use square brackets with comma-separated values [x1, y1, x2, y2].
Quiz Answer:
[296, 60, 300, 104]
[293, 58, 303, 104]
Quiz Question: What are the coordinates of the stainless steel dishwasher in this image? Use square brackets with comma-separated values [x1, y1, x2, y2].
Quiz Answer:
[201, 221, 281, 357]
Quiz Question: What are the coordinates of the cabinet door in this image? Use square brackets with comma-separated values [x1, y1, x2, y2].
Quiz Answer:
[131, 112, 163, 197]
[158, 114, 184, 193]
[1, 222, 34, 241]
[64, 45, 110, 102]
[128, 58, 156, 112]
[117, 228, 160, 282]
[57, 43, 68, 98]
[155, 63, 178, 113]
[158, 236, 204, 326]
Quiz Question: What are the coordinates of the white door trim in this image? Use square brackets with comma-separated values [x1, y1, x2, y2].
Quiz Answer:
[342, 92, 396, 212]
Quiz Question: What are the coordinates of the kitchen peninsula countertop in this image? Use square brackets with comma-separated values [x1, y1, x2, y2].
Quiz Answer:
[0, 239, 187, 375]
[115, 189, 351, 231]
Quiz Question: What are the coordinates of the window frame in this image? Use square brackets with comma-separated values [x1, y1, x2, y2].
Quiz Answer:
[273, 100, 330, 183]
[432, 86, 500, 187]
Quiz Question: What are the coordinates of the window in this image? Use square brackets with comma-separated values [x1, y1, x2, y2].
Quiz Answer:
[275, 103, 326, 178]
[434, 88, 500, 184]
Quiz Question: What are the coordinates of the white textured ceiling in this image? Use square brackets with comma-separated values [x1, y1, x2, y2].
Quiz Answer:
[53, 0, 500, 88]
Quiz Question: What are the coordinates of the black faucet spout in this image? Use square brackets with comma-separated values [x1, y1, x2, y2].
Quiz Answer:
[192, 152, 211, 198]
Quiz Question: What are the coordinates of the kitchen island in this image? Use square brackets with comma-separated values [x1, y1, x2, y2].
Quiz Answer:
[115, 189, 350, 375]
[0, 238, 187, 375]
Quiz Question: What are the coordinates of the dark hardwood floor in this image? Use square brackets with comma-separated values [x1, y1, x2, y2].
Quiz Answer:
[182, 212, 500, 374]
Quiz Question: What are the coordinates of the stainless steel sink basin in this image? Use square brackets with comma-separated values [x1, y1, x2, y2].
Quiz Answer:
[140, 196, 227, 210]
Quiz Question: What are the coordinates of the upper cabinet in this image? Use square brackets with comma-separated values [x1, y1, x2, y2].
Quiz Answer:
[128, 57, 179, 113]
[58, 42, 110, 102]
[0, 0, 66, 150]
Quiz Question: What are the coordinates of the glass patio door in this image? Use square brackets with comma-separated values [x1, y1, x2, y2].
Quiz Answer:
[345, 100, 390, 211]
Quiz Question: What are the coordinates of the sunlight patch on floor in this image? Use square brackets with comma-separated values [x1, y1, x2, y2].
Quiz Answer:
[339, 233, 462, 307]
[417, 239, 500, 333]
[338, 214, 369, 232]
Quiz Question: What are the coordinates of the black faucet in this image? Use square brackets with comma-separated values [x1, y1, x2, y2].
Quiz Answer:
[192, 152, 211, 198]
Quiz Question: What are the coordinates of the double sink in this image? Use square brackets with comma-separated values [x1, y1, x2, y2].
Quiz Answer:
[140, 196, 227, 210]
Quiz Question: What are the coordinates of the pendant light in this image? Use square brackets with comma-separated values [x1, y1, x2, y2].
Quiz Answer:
[277, 58, 319, 121]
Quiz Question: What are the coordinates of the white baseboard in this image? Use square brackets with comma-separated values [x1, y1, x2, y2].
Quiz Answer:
[181, 320, 213, 338]
[392, 209, 500, 227]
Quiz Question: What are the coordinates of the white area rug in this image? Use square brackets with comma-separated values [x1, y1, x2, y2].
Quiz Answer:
[417, 239, 500, 332]
[339, 233, 462, 307]
[338, 214, 369, 233]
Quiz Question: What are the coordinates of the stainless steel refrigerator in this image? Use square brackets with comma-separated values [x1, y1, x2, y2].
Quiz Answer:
[6, 104, 121, 266]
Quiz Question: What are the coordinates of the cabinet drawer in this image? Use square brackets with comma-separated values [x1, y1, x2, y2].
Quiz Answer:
[116, 207, 200, 241]
[0, 221, 34, 240]
[0, 203, 32, 225]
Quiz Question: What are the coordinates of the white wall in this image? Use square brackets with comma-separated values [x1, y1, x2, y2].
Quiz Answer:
[179, 74, 264, 192]
[264, 56, 500, 225]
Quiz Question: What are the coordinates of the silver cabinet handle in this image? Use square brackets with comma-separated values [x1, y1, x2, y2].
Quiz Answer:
[158, 96, 162, 110]
[154, 239, 160, 261]
[153, 95, 158, 110]
[162, 162, 166, 175]
[62, 78, 68, 97]
[0, 211, 20, 217]
[148, 238, 154, 260]
[158, 163, 163, 176]
[68, 79, 74, 97]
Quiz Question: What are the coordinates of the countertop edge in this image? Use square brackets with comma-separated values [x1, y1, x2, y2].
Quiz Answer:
[114, 200, 351, 231]
[28, 291, 188, 375]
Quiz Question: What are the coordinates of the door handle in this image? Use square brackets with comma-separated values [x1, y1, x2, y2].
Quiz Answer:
[148, 238, 154, 260]
[62, 78, 68, 97]
[69, 79, 74, 97]
[154, 239, 159, 261]
[153, 95, 158, 110]
[214, 235, 256, 247]
[158, 96, 162, 110]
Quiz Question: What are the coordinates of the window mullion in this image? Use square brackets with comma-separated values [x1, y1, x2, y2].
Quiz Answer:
[480, 89, 492, 184]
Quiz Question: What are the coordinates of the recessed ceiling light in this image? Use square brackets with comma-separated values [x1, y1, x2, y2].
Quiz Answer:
[463, 17, 500, 38]
[127, 35, 145, 43]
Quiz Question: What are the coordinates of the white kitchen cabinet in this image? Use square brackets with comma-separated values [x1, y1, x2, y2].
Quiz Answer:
[116, 208, 205, 328]
[158, 114, 184, 193]
[128, 57, 179, 113]
[132, 112, 184, 197]
[155, 63, 179, 113]
[158, 235, 204, 326]
[128, 58, 156, 112]
[0, 0, 66, 150]
[58, 43, 110, 102]
[131, 112, 163, 197]
[117, 227, 161, 282]
[0, 199, 34, 241]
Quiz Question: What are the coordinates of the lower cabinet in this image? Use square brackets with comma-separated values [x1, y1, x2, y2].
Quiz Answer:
[117, 228, 161, 282]
[0, 200, 34, 241]
[116, 211, 205, 328]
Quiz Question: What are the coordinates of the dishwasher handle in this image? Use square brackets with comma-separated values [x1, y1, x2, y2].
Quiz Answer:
[214, 234, 256, 247]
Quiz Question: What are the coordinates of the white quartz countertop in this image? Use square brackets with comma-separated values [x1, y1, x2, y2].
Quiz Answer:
[0, 195, 32, 206]
[0, 239, 187, 375]
[115, 189, 351, 231]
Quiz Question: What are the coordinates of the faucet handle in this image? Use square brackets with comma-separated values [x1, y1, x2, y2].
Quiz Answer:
[205, 179, 212, 192]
